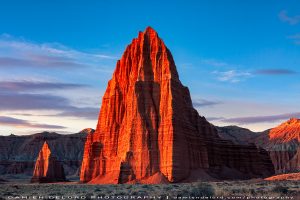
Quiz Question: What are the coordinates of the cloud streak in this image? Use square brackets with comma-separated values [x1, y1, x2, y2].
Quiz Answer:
[213, 70, 251, 83]
[0, 80, 87, 91]
[0, 116, 66, 129]
[193, 99, 222, 107]
[0, 56, 87, 69]
[254, 69, 297, 75]
[221, 112, 300, 125]
[0, 93, 99, 120]
[0, 34, 116, 70]
[279, 10, 300, 25]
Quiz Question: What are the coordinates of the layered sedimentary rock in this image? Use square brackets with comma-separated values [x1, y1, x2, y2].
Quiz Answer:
[31, 141, 66, 183]
[217, 118, 300, 174]
[0, 129, 91, 179]
[258, 118, 300, 151]
[80, 27, 274, 184]
[285, 148, 300, 172]
[216, 126, 259, 145]
[257, 118, 300, 174]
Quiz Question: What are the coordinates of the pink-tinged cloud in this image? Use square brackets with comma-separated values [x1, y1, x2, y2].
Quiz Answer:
[0, 93, 99, 120]
[0, 81, 87, 91]
[0, 116, 66, 129]
[0, 56, 87, 69]
[254, 69, 297, 75]
[221, 112, 300, 124]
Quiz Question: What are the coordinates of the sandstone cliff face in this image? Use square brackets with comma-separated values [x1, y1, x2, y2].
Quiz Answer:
[31, 141, 66, 183]
[80, 27, 274, 184]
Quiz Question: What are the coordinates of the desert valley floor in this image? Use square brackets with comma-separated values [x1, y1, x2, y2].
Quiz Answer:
[1, 180, 300, 199]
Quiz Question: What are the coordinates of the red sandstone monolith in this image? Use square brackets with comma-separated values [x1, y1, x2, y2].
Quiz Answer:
[80, 27, 274, 183]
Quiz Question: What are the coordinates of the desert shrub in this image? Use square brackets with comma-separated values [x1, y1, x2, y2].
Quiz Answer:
[250, 189, 256, 195]
[176, 189, 189, 196]
[188, 183, 215, 197]
[141, 184, 149, 189]
[272, 185, 289, 194]
[126, 184, 133, 189]
[231, 188, 247, 194]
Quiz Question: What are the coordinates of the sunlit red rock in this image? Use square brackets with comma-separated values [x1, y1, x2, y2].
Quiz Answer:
[269, 118, 300, 143]
[80, 27, 274, 184]
[31, 141, 66, 183]
[265, 172, 300, 181]
[260, 118, 300, 174]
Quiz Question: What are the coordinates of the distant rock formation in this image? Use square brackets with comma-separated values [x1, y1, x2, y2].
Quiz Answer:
[216, 126, 259, 145]
[259, 118, 300, 151]
[31, 141, 66, 183]
[0, 129, 92, 180]
[263, 118, 300, 174]
[80, 27, 274, 184]
[217, 118, 300, 174]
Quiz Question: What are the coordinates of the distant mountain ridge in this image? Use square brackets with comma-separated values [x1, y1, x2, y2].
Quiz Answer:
[1, 118, 299, 181]
[216, 125, 259, 145]
[0, 129, 93, 180]
[216, 118, 300, 174]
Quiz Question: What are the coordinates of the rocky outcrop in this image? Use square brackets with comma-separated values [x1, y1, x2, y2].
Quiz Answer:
[217, 118, 300, 174]
[259, 118, 300, 151]
[31, 141, 66, 183]
[0, 129, 92, 180]
[216, 126, 258, 145]
[257, 118, 300, 174]
[80, 27, 274, 184]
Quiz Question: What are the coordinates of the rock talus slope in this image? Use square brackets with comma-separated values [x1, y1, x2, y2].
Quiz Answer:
[80, 27, 274, 184]
[31, 141, 66, 183]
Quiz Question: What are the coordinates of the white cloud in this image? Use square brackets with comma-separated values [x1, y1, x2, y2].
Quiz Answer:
[279, 10, 300, 25]
[212, 70, 251, 83]
[0, 33, 117, 69]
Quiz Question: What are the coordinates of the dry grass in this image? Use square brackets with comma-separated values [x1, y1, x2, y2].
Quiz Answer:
[0, 180, 299, 199]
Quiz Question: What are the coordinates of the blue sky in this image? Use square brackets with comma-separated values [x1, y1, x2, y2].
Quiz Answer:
[0, 0, 300, 135]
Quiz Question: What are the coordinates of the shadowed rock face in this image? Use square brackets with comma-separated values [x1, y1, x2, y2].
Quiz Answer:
[80, 27, 274, 184]
[0, 129, 91, 179]
[217, 118, 300, 174]
[31, 141, 66, 183]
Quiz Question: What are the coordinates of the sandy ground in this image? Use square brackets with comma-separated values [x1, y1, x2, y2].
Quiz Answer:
[0, 179, 300, 200]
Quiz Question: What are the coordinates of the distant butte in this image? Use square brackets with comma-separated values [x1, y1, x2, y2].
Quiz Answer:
[264, 118, 300, 174]
[269, 118, 300, 142]
[31, 141, 66, 183]
[80, 27, 274, 184]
